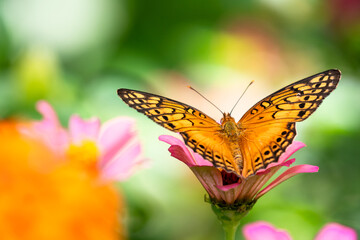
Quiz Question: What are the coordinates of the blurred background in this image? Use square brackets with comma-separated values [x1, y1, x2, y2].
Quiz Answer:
[0, 0, 359, 239]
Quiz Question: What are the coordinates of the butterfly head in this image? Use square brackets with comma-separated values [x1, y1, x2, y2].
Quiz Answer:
[221, 113, 239, 137]
[220, 113, 233, 123]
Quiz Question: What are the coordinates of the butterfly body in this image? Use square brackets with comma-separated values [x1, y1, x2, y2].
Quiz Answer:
[118, 69, 341, 179]
[219, 113, 243, 174]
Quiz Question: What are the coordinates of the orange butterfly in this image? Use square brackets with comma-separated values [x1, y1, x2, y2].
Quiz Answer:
[117, 69, 340, 178]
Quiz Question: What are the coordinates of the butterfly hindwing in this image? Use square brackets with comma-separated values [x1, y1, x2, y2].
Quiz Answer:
[117, 88, 239, 173]
[239, 122, 296, 177]
[180, 131, 239, 174]
[239, 69, 340, 177]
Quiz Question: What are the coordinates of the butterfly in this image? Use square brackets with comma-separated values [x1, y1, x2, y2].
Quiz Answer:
[117, 69, 341, 179]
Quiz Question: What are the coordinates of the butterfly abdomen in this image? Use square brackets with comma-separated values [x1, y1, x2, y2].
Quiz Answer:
[229, 141, 243, 175]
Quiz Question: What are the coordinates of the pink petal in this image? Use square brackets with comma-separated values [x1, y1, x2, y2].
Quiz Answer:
[257, 159, 296, 176]
[97, 117, 137, 167]
[278, 141, 306, 163]
[31, 101, 69, 153]
[216, 182, 241, 191]
[281, 158, 296, 168]
[191, 166, 243, 204]
[243, 221, 292, 240]
[100, 141, 145, 181]
[159, 135, 212, 167]
[69, 115, 100, 144]
[190, 166, 225, 202]
[257, 142, 306, 174]
[315, 223, 357, 240]
[35, 100, 60, 127]
[255, 164, 319, 199]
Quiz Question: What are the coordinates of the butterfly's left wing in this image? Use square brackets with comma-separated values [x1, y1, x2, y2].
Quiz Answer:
[118, 89, 241, 174]
[238, 69, 341, 178]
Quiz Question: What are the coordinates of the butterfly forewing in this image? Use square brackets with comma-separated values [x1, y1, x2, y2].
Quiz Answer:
[240, 69, 340, 126]
[117, 89, 239, 174]
[118, 89, 218, 131]
[238, 69, 340, 177]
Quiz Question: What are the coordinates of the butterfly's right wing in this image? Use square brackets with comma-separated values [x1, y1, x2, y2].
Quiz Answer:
[238, 69, 340, 178]
[117, 89, 239, 174]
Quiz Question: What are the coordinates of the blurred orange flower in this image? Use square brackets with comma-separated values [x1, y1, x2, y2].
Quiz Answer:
[0, 121, 122, 240]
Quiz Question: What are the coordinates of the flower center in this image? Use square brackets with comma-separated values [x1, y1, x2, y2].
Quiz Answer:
[66, 140, 99, 177]
[221, 170, 241, 185]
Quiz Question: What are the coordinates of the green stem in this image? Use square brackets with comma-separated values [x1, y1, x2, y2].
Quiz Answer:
[208, 198, 256, 240]
[221, 214, 241, 240]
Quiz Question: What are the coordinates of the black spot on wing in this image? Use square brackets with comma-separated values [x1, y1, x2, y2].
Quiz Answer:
[298, 110, 306, 117]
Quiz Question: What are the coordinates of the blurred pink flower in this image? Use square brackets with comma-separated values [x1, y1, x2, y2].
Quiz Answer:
[315, 223, 358, 240]
[243, 221, 357, 240]
[243, 221, 291, 240]
[159, 135, 318, 206]
[27, 100, 146, 181]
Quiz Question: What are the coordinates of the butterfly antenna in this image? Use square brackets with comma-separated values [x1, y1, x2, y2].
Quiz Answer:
[229, 80, 254, 115]
[188, 86, 223, 115]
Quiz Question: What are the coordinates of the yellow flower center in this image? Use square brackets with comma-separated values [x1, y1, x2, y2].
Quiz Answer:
[66, 140, 100, 178]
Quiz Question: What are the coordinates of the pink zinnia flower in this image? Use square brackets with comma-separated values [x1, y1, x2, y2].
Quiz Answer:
[159, 135, 318, 207]
[243, 221, 357, 240]
[24, 100, 146, 182]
